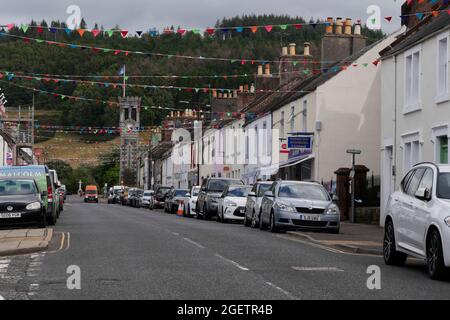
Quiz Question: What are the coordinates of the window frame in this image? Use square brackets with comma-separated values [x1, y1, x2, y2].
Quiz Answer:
[403, 45, 422, 114]
[436, 31, 449, 104]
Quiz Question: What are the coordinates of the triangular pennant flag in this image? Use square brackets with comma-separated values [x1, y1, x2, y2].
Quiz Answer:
[120, 30, 128, 38]
[77, 29, 86, 37]
[279, 25, 288, 30]
[373, 59, 380, 66]
[6, 24, 15, 31]
[177, 28, 187, 35]
[49, 27, 57, 33]
[65, 28, 72, 35]
[236, 27, 244, 33]
[206, 27, 215, 35]
[106, 30, 114, 37]
[250, 26, 258, 33]
[37, 26, 43, 34]
[294, 24, 302, 29]
[264, 25, 273, 32]
[91, 29, 100, 37]
[20, 24, 29, 33]
[416, 13, 425, 20]
[192, 29, 201, 34]
[136, 31, 143, 37]
[385, 16, 393, 22]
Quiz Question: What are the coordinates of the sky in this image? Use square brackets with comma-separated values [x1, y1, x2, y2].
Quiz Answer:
[0, 0, 403, 33]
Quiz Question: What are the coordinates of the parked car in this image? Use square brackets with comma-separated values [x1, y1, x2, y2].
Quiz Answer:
[244, 182, 273, 228]
[120, 187, 130, 206]
[84, 185, 99, 203]
[383, 163, 450, 280]
[0, 166, 58, 226]
[165, 189, 189, 214]
[57, 182, 65, 212]
[0, 177, 47, 227]
[196, 178, 244, 220]
[129, 189, 144, 208]
[217, 185, 252, 223]
[61, 184, 67, 200]
[154, 186, 172, 209]
[260, 181, 340, 233]
[142, 190, 154, 209]
[164, 189, 175, 213]
[110, 186, 123, 204]
[184, 186, 200, 217]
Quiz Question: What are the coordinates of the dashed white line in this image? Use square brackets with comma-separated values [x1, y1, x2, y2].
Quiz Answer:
[183, 238, 205, 249]
[215, 254, 249, 271]
[292, 267, 344, 272]
[265, 282, 297, 300]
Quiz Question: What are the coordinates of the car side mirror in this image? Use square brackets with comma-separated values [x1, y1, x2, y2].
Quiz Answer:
[332, 194, 339, 202]
[264, 191, 274, 198]
[248, 192, 256, 198]
[201, 187, 206, 192]
[415, 187, 431, 201]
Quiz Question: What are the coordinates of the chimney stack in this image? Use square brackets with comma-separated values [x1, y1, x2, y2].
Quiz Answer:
[282, 46, 288, 56]
[326, 17, 334, 34]
[257, 65, 263, 76]
[264, 64, 271, 76]
[303, 42, 311, 56]
[354, 20, 361, 36]
[239, 85, 244, 92]
[212, 89, 217, 98]
[289, 43, 296, 56]
[344, 18, 352, 35]
[335, 18, 343, 34]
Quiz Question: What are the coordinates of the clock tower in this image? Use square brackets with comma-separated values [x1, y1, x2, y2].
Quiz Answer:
[119, 96, 142, 186]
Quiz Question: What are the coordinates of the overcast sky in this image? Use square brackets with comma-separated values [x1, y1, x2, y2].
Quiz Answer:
[0, 0, 403, 33]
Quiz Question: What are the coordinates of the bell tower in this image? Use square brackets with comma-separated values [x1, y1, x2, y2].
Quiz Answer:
[119, 96, 142, 186]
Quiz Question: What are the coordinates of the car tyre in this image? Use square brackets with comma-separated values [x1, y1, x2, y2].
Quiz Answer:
[203, 204, 210, 221]
[259, 212, 267, 230]
[251, 210, 259, 229]
[243, 211, 251, 227]
[383, 220, 407, 266]
[427, 229, 449, 280]
[38, 212, 47, 228]
[269, 211, 280, 233]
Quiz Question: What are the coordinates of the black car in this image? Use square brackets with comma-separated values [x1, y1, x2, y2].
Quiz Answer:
[154, 186, 172, 209]
[0, 177, 46, 227]
[196, 178, 244, 220]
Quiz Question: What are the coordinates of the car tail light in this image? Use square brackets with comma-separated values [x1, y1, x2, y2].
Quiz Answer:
[47, 186, 53, 202]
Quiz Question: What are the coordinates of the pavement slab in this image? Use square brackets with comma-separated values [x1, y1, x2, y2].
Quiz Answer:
[0, 228, 53, 257]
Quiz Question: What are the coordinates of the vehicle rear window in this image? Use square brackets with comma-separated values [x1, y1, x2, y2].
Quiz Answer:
[208, 180, 243, 192]
[227, 187, 252, 197]
[438, 173, 450, 199]
[278, 184, 329, 201]
[157, 188, 171, 195]
[258, 184, 272, 197]
[0, 180, 37, 195]
[174, 190, 189, 197]
[86, 190, 97, 195]
[192, 188, 200, 196]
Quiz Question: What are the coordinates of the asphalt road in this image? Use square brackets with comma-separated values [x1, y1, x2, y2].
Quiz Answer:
[1, 196, 449, 300]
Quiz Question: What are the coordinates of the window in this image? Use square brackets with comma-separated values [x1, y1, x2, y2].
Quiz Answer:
[418, 169, 434, 194]
[302, 100, 307, 132]
[403, 136, 421, 173]
[406, 168, 425, 197]
[438, 136, 448, 164]
[437, 34, 449, 100]
[401, 170, 414, 192]
[404, 47, 421, 112]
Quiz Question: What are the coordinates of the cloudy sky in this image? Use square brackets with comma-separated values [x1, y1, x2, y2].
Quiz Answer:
[0, 0, 403, 33]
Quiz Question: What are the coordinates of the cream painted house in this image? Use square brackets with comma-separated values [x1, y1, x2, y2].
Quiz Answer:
[380, 14, 450, 226]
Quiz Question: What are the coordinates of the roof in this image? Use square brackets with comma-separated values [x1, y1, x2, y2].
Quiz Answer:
[381, 12, 450, 58]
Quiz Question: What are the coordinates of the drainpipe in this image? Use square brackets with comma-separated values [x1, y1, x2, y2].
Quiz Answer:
[394, 55, 398, 188]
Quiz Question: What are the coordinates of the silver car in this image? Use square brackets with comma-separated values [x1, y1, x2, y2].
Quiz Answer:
[244, 182, 273, 228]
[260, 181, 340, 233]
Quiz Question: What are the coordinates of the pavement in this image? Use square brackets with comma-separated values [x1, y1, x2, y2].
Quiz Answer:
[0, 197, 449, 300]
[0, 228, 53, 257]
[288, 222, 384, 255]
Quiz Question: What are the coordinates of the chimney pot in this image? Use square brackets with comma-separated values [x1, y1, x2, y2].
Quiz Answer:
[282, 46, 288, 56]
[244, 84, 249, 92]
[223, 93, 228, 99]
[344, 18, 352, 35]
[303, 42, 311, 56]
[326, 17, 334, 34]
[264, 64, 271, 76]
[354, 21, 361, 36]
[289, 43, 296, 56]
[257, 65, 263, 76]
[335, 18, 343, 34]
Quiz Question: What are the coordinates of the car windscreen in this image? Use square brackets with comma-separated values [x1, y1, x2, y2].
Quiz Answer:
[227, 187, 252, 197]
[437, 173, 450, 199]
[258, 184, 272, 197]
[0, 180, 37, 195]
[86, 190, 97, 195]
[143, 192, 152, 197]
[208, 180, 243, 192]
[278, 184, 329, 201]
[192, 188, 200, 196]
[157, 188, 171, 195]
[174, 190, 189, 197]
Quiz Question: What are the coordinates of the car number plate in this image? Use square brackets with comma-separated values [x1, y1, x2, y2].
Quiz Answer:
[0, 213, 22, 219]
[240, 209, 245, 214]
[299, 214, 320, 221]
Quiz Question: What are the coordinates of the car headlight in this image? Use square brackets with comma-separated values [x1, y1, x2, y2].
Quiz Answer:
[277, 201, 296, 212]
[326, 204, 340, 215]
[445, 216, 450, 227]
[26, 202, 41, 211]
[224, 200, 237, 207]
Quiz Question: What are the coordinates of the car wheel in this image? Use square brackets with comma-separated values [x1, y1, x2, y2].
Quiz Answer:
[221, 210, 226, 224]
[269, 211, 279, 233]
[39, 213, 47, 228]
[259, 212, 267, 230]
[47, 214, 56, 226]
[203, 204, 209, 221]
[383, 220, 407, 266]
[251, 210, 259, 229]
[427, 229, 448, 280]
[243, 211, 251, 227]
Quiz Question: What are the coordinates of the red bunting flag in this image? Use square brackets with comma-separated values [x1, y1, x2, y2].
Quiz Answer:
[37, 26, 43, 34]
[373, 59, 380, 66]
[294, 24, 302, 29]
[6, 23, 15, 31]
[177, 29, 187, 35]
[251, 26, 258, 33]
[385, 16, 393, 22]
[265, 25, 273, 32]
[120, 30, 128, 38]
[77, 29, 86, 37]
[206, 28, 215, 35]
[114, 50, 121, 55]
[91, 29, 101, 37]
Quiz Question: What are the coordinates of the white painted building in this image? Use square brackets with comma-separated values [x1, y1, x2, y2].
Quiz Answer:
[380, 14, 450, 225]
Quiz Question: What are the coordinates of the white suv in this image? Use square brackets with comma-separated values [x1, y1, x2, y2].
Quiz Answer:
[384, 163, 450, 280]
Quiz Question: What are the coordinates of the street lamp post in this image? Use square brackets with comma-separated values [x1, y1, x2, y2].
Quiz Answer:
[346, 149, 361, 224]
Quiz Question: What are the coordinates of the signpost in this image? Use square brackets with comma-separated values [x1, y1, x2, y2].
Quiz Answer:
[347, 149, 361, 223]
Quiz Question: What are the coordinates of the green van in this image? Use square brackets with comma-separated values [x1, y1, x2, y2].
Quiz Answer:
[0, 166, 59, 225]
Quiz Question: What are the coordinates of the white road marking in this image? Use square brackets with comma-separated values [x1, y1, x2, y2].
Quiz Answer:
[0, 294, 4, 300]
[292, 266, 344, 272]
[215, 254, 249, 271]
[265, 282, 297, 300]
[183, 238, 205, 249]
